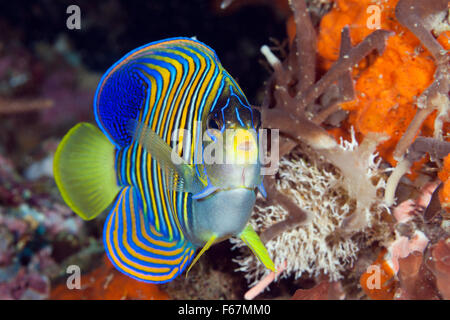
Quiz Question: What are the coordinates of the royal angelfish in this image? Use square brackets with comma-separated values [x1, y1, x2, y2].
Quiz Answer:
[54, 37, 275, 283]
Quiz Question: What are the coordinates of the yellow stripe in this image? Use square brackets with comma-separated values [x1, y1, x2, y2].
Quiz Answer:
[164, 48, 198, 145]
[125, 145, 132, 183]
[183, 192, 190, 235]
[138, 210, 184, 251]
[140, 62, 171, 234]
[179, 250, 194, 274]
[153, 50, 196, 240]
[107, 222, 179, 282]
[135, 145, 145, 212]
[100, 39, 216, 89]
[189, 76, 222, 168]
[121, 189, 186, 264]
[138, 64, 169, 231]
[156, 164, 172, 238]
[107, 189, 171, 274]
[141, 76, 160, 227]
[150, 51, 185, 144]
[161, 48, 205, 241]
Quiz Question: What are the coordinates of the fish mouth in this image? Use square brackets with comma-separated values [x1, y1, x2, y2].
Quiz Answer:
[193, 186, 256, 201]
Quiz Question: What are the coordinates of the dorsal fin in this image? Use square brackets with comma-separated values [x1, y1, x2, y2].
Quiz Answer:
[94, 38, 221, 148]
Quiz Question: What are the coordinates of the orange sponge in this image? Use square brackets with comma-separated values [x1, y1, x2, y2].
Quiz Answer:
[438, 155, 450, 211]
[316, 0, 447, 167]
[50, 255, 170, 300]
[360, 248, 397, 300]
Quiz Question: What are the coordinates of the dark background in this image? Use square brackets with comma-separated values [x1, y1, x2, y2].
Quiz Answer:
[0, 0, 287, 104]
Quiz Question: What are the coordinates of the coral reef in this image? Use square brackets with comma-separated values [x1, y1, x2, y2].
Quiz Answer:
[233, 0, 392, 286]
[0, 146, 108, 299]
[0, 13, 109, 298]
[0, 152, 90, 299]
[232, 0, 449, 300]
[360, 236, 450, 300]
[317, 0, 449, 160]
[360, 180, 450, 300]
[231, 133, 389, 285]
[0, 248, 54, 300]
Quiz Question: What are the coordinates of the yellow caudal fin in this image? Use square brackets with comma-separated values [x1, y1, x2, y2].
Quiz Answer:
[53, 122, 120, 220]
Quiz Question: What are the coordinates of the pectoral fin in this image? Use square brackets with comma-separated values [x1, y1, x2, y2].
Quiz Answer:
[185, 234, 217, 277]
[128, 119, 198, 193]
[239, 224, 275, 271]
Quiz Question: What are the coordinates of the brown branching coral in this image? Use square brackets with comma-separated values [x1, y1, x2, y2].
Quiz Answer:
[295, 29, 393, 114]
[259, 0, 392, 240]
[289, 0, 316, 93]
[393, 0, 449, 161]
[384, 0, 450, 209]
[312, 27, 355, 126]
[261, 13, 394, 185]
[260, 174, 311, 244]
[386, 138, 450, 206]
[395, 0, 449, 64]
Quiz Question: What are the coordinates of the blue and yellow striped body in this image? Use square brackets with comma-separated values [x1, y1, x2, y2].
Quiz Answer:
[94, 38, 252, 283]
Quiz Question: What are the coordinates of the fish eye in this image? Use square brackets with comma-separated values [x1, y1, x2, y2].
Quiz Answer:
[207, 114, 221, 130]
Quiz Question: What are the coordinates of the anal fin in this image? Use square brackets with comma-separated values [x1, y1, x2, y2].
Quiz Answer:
[104, 186, 195, 283]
